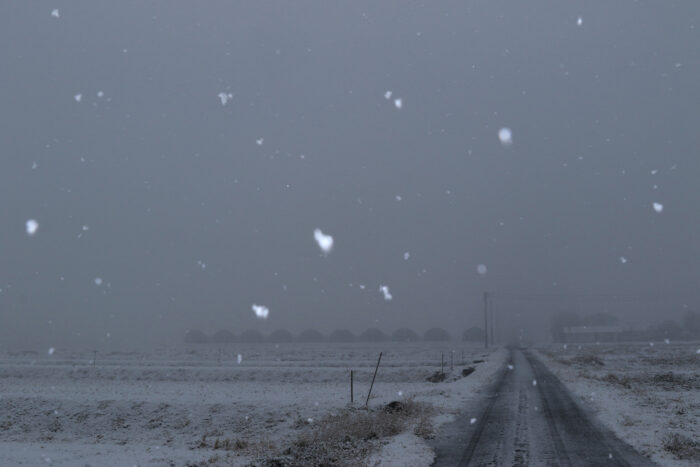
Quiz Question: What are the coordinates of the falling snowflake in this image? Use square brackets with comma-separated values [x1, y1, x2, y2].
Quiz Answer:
[398, 391, 403, 396]
[507, 364, 514, 370]
[403, 252, 410, 260]
[379, 285, 392, 301]
[470, 418, 477, 425]
[477, 264, 487, 275]
[32, 161, 38, 169]
[384, 90, 392, 99]
[82, 225, 89, 231]
[26, 219, 39, 236]
[237, 354, 243, 364]
[532, 379, 537, 386]
[498, 127, 512, 146]
[48, 347, 55, 356]
[651, 169, 658, 175]
[252, 304, 269, 319]
[653, 202, 664, 213]
[664, 338, 670, 344]
[217, 92, 233, 106]
[395, 195, 402, 201]
[74, 93, 83, 103]
[563, 344, 567, 349]
[97, 91, 104, 98]
[313, 228, 334, 254]
[394, 98, 403, 109]
[94, 278, 103, 286]
[256, 138, 264, 146]
[619, 256, 628, 264]
[51, 9, 60, 18]
[576, 16, 583, 26]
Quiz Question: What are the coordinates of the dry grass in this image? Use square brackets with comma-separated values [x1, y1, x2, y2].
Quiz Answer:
[266, 399, 433, 466]
[662, 432, 700, 460]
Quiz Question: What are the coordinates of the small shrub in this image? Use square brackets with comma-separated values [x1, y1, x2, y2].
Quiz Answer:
[662, 433, 700, 460]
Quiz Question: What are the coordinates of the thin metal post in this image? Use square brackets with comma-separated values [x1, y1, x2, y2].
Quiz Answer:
[484, 292, 489, 348]
[350, 370, 354, 404]
[366, 352, 382, 407]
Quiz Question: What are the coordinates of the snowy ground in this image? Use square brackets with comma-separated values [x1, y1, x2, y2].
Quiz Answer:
[0, 343, 504, 466]
[536, 341, 700, 466]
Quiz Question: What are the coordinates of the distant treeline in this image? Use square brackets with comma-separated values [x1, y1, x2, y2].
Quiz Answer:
[184, 326, 486, 344]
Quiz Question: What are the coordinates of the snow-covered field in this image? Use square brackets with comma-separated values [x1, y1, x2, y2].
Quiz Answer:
[0, 343, 504, 466]
[536, 342, 700, 466]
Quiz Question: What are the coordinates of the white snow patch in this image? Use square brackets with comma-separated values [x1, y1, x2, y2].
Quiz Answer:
[366, 433, 434, 466]
[313, 228, 334, 254]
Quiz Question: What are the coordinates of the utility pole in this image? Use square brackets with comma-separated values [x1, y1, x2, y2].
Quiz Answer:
[483, 291, 489, 348]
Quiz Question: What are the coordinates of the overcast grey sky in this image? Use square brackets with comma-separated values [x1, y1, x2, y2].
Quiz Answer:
[1, 2, 699, 349]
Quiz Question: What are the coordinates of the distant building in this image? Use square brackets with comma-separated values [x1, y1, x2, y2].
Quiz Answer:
[239, 329, 264, 343]
[424, 327, 450, 342]
[462, 326, 484, 342]
[268, 329, 294, 343]
[184, 329, 208, 344]
[328, 329, 356, 342]
[297, 329, 325, 343]
[392, 328, 419, 342]
[563, 325, 622, 343]
[359, 328, 387, 342]
[211, 329, 236, 343]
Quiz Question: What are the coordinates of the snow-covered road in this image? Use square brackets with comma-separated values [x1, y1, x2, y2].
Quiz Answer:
[432, 348, 655, 466]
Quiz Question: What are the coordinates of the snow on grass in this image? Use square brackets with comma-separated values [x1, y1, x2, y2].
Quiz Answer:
[0, 343, 503, 466]
[536, 342, 700, 466]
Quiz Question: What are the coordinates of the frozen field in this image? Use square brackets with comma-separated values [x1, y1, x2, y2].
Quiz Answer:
[0, 343, 504, 466]
[536, 341, 700, 466]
